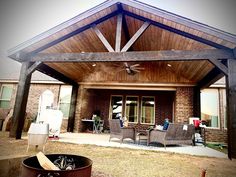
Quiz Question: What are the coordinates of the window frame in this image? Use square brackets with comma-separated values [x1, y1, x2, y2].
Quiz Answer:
[125, 95, 139, 123]
[109, 95, 123, 120]
[140, 96, 155, 125]
[222, 89, 227, 129]
[200, 88, 220, 129]
[58, 85, 72, 119]
[0, 84, 13, 109]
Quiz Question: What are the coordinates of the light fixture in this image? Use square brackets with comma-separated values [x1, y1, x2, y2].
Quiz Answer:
[92, 63, 96, 67]
[167, 63, 172, 67]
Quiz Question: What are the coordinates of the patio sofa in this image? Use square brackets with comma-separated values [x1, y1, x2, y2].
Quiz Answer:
[147, 123, 195, 147]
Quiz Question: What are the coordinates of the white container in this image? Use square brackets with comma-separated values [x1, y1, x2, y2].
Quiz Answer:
[37, 109, 63, 137]
[27, 123, 49, 152]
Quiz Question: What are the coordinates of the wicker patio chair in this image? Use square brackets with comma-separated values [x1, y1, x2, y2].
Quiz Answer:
[109, 119, 136, 143]
[147, 123, 195, 148]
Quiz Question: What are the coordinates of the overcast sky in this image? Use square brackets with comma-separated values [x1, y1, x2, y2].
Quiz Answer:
[0, 0, 236, 79]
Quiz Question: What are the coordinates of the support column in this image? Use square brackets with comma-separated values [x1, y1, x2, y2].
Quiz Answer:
[67, 84, 78, 132]
[226, 59, 236, 159]
[9, 62, 32, 139]
[193, 86, 201, 117]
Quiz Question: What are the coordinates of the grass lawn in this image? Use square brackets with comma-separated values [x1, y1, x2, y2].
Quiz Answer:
[206, 143, 228, 154]
[0, 132, 236, 177]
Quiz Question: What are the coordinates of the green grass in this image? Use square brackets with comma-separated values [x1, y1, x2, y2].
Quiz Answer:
[206, 143, 228, 154]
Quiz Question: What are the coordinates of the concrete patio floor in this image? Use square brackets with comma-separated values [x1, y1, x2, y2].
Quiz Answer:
[54, 132, 227, 158]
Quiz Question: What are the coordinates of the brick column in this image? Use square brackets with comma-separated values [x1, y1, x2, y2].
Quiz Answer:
[175, 87, 194, 123]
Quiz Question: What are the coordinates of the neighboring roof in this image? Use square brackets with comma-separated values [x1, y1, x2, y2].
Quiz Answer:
[0, 57, 57, 82]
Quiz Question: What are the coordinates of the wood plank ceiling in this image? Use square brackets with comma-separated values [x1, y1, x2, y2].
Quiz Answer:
[19, 2, 236, 85]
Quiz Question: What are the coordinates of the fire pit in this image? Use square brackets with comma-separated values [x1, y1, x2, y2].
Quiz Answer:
[20, 154, 92, 177]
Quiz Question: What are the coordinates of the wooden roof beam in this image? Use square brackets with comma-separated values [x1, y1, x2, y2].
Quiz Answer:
[116, 3, 133, 51]
[208, 59, 228, 75]
[121, 21, 150, 52]
[115, 13, 123, 52]
[123, 10, 232, 50]
[36, 64, 78, 86]
[198, 67, 224, 88]
[27, 61, 42, 75]
[92, 25, 115, 52]
[25, 49, 235, 63]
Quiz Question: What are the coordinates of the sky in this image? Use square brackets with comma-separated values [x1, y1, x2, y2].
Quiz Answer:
[0, 0, 236, 79]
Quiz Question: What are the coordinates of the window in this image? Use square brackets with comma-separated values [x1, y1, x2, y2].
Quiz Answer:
[141, 96, 155, 124]
[0, 85, 13, 108]
[201, 89, 219, 128]
[110, 95, 123, 119]
[125, 96, 138, 123]
[59, 86, 72, 118]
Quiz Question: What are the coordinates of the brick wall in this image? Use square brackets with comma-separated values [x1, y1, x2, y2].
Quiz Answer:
[203, 88, 228, 144]
[3, 81, 228, 143]
[26, 84, 60, 118]
[1, 82, 70, 132]
[205, 128, 228, 144]
[175, 87, 194, 123]
[74, 89, 175, 132]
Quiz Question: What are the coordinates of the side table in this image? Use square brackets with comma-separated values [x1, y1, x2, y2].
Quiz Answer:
[137, 130, 148, 145]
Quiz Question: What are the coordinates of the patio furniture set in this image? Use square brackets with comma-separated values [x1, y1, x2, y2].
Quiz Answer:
[109, 119, 195, 147]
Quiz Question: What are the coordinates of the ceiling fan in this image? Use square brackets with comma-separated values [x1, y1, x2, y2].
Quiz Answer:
[119, 62, 144, 75]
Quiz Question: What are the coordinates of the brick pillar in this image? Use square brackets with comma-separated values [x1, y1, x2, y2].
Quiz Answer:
[175, 87, 194, 123]
[74, 86, 94, 132]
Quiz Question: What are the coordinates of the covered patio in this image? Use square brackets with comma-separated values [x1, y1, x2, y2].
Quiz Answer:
[7, 0, 236, 159]
[56, 132, 227, 158]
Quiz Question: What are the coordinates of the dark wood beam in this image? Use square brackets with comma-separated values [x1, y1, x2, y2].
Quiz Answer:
[27, 10, 120, 55]
[208, 59, 228, 75]
[9, 62, 32, 139]
[115, 14, 123, 52]
[36, 63, 77, 85]
[92, 25, 114, 52]
[27, 49, 235, 63]
[121, 21, 150, 52]
[198, 67, 224, 88]
[193, 86, 201, 117]
[226, 59, 236, 159]
[123, 10, 232, 50]
[67, 84, 78, 132]
[27, 61, 42, 75]
[116, 3, 134, 51]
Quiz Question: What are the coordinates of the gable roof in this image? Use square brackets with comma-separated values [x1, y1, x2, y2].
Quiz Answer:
[8, 0, 236, 59]
[6, 0, 236, 87]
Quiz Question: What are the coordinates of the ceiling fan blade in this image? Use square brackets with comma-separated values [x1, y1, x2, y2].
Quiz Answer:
[130, 64, 140, 67]
[132, 69, 141, 73]
[133, 67, 145, 70]
[124, 62, 129, 67]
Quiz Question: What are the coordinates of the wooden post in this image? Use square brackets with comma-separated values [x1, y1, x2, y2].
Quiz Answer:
[193, 86, 201, 117]
[226, 58, 236, 159]
[67, 84, 78, 132]
[9, 62, 32, 139]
